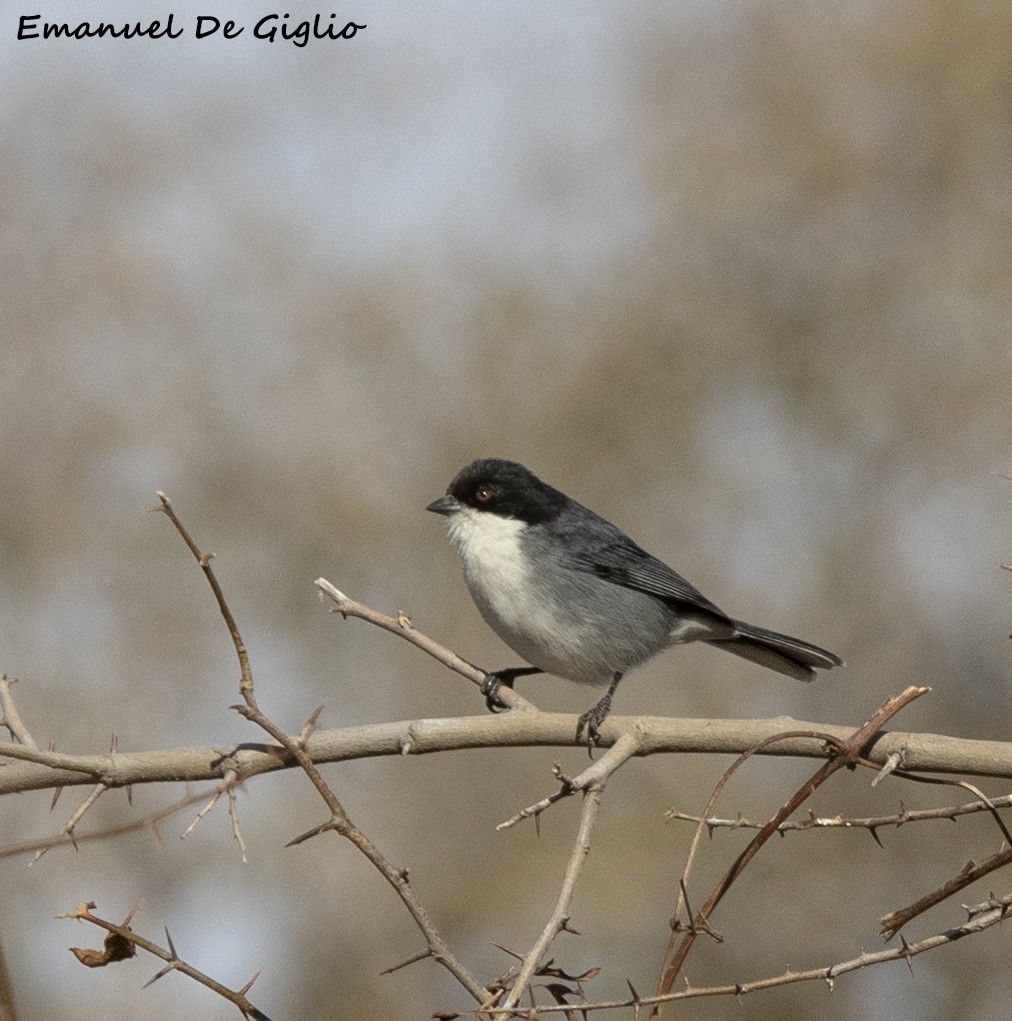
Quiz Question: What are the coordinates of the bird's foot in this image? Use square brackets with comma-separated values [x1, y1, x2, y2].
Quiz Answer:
[480, 666, 542, 713]
[575, 693, 612, 755]
[575, 672, 623, 756]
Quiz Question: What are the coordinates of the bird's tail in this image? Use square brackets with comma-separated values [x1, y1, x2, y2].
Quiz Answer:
[705, 620, 843, 681]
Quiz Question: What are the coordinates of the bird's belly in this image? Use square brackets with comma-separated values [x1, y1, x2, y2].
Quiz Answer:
[465, 564, 671, 686]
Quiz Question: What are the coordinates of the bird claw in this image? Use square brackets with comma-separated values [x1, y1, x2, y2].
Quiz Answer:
[479, 666, 543, 713]
[575, 695, 612, 756]
[480, 672, 510, 713]
[575, 673, 622, 756]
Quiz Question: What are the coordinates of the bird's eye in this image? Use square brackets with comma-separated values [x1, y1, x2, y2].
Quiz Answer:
[475, 484, 494, 503]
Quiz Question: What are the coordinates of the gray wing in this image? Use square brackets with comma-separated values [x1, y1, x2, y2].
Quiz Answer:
[560, 512, 731, 622]
[557, 507, 842, 681]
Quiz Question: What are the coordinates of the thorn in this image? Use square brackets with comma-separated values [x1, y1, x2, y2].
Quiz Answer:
[872, 752, 902, 787]
[143, 962, 177, 988]
[381, 950, 432, 975]
[285, 821, 335, 847]
[164, 926, 177, 958]
[551, 762, 574, 790]
[899, 934, 915, 975]
[296, 706, 324, 746]
[239, 968, 263, 995]
[491, 941, 524, 962]
[869, 826, 884, 849]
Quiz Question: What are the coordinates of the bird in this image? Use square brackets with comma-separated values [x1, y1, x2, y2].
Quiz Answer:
[427, 458, 842, 748]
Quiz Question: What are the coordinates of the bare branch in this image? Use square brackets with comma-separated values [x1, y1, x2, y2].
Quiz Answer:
[657, 687, 928, 999]
[499, 782, 606, 1009]
[880, 845, 1012, 939]
[667, 795, 1012, 839]
[477, 892, 1012, 1014]
[5, 705, 1012, 801]
[315, 577, 534, 713]
[31, 783, 110, 864]
[498, 731, 640, 830]
[0, 787, 222, 861]
[0, 675, 36, 749]
[63, 901, 272, 1019]
[160, 493, 490, 1006]
[154, 491, 254, 701]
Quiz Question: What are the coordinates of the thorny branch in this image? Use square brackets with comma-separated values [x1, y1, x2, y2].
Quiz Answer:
[154, 492, 489, 1006]
[7, 710, 1012, 799]
[468, 892, 1012, 1015]
[667, 792, 1012, 843]
[656, 687, 929, 1003]
[2, 490, 1010, 1018]
[498, 782, 606, 1011]
[0, 675, 37, 749]
[62, 901, 271, 1020]
[881, 845, 1012, 939]
[0, 785, 237, 861]
[315, 577, 534, 713]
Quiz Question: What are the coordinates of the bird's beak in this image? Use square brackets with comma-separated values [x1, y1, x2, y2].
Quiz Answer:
[426, 494, 461, 516]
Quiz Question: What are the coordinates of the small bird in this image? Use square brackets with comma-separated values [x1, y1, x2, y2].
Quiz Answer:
[427, 459, 842, 748]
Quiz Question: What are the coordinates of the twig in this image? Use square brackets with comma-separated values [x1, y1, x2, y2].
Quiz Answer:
[656, 686, 929, 1002]
[667, 795, 1012, 842]
[498, 782, 606, 1010]
[498, 731, 640, 830]
[0, 787, 227, 861]
[664, 728, 847, 968]
[159, 493, 489, 1006]
[880, 845, 1012, 939]
[225, 778, 249, 863]
[154, 493, 254, 700]
[0, 935, 17, 1021]
[476, 891, 1012, 1014]
[0, 675, 37, 749]
[62, 901, 271, 1020]
[181, 769, 248, 861]
[31, 783, 110, 864]
[315, 577, 534, 712]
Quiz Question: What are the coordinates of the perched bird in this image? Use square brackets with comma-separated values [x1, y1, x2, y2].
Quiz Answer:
[427, 458, 842, 748]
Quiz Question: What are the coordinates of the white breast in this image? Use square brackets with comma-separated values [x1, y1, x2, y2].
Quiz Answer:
[444, 507, 612, 684]
[447, 507, 531, 622]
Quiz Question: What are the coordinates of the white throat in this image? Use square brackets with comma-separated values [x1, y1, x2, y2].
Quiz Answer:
[446, 506, 529, 592]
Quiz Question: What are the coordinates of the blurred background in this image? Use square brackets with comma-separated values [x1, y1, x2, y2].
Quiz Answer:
[2, 1, 1011, 1018]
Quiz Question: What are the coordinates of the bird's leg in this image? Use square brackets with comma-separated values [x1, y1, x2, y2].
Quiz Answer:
[480, 666, 543, 712]
[575, 671, 623, 754]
